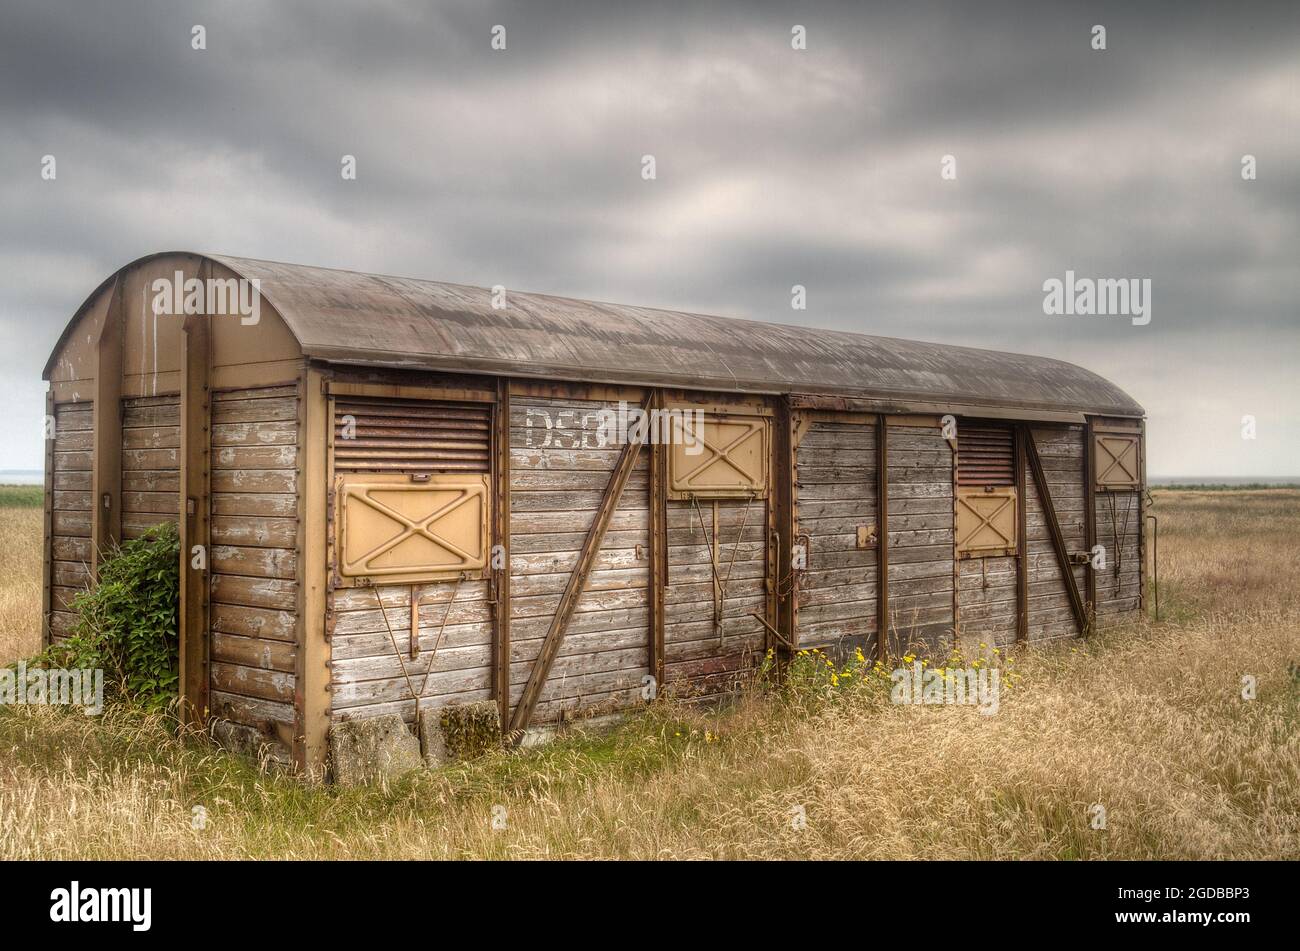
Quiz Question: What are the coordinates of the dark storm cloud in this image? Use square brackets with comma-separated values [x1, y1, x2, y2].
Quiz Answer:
[1, 0, 1297, 475]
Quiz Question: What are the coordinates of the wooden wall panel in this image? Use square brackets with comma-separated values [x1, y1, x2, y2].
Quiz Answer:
[328, 582, 494, 723]
[328, 394, 498, 728]
[958, 425, 1088, 647]
[794, 418, 878, 653]
[1022, 425, 1088, 642]
[120, 395, 181, 539]
[1090, 417, 1143, 625]
[48, 401, 94, 643]
[1094, 489, 1142, 622]
[509, 397, 651, 722]
[663, 496, 766, 697]
[209, 384, 300, 759]
[957, 555, 1018, 648]
[885, 422, 954, 654]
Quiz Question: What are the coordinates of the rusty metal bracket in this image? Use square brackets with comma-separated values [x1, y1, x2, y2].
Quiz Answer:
[750, 612, 796, 652]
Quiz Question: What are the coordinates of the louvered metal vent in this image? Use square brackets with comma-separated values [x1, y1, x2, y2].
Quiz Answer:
[333, 397, 491, 473]
[957, 423, 1015, 487]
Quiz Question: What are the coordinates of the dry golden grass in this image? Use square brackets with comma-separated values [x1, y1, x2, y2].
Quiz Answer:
[1, 489, 1297, 859]
[0, 501, 44, 667]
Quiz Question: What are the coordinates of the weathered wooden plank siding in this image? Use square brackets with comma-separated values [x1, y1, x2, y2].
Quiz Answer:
[209, 385, 299, 754]
[120, 395, 181, 539]
[1023, 425, 1088, 643]
[49, 401, 94, 642]
[664, 496, 766, 697]
[509, 397, 651, 721]
[957, 425, 1085, 647]
[794, 418, 878, 653]
[328, 581, 494, 723]
[1094, 489, 1142, 623]
[886, 422, 954, 653]
[957, 555, 1017, 647]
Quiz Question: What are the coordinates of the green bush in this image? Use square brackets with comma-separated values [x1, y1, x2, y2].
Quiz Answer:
[42, 522, 180, 710]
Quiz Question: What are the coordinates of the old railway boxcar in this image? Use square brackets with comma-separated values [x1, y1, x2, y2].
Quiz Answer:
[42, 252, 1146, 769]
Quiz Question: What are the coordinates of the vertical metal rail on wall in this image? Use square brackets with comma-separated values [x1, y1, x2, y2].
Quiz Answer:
[41, 389, 55, 647]
[876, 413, 889, 661]
[322, 382, 339, 756]
[296, 368, 331, 772]
[1138, 418, 1148, 615]
[771, 397, 796, 656]
[90, 277, 124, 577]
[648, 389, 667, 691]
[1083, 419, 1098, 628]
[949, 422, 960, 647]
[1014, 425, 1029, 644]
[491, 377, 512, 730]
[178, 308, 211, 727]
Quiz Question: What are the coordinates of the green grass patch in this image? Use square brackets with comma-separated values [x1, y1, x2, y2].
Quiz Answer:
[0, 484, 43, 508]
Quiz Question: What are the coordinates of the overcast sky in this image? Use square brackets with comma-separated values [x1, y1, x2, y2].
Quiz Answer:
[2, 0, 1296, 476]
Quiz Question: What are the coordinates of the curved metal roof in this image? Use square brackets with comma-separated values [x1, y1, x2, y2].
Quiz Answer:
[47, 252, 1144, 417]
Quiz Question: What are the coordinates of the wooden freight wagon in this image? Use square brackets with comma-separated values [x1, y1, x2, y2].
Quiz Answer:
[42, 252, 1146, 769]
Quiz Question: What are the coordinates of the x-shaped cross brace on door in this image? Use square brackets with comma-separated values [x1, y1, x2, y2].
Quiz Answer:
[673, 418, 763, 488]
[345, 486, 480, 573]
[1096, 437, 1138, 486]
[957, 494, 1015, 550]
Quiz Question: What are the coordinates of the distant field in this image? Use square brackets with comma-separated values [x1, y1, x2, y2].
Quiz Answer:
[1154, 482, 1300, 491]
[1, 488, 1297, 859]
